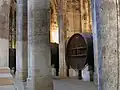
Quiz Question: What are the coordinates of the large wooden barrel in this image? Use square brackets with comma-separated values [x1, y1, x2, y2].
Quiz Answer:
[66, 33, 94, 70]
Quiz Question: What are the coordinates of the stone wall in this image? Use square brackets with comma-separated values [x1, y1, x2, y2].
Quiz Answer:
[0, 0, 11, 67]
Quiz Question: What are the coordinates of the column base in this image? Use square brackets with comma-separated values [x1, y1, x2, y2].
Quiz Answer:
[69, 68, 78, 78]
[59, 68, 67, 79]
[51, 68, 56, 76]
[94, 72, 98, 85]
[0, 67, 10, 73]
[15, 71, 28, 81]
[27, 76, 53, 90]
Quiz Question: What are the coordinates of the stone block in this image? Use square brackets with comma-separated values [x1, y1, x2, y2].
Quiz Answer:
[0, 73, 13, 79]
[0, 78, 14, 85]
[0, 85, 15, 90]
[0, 67, 10, 73]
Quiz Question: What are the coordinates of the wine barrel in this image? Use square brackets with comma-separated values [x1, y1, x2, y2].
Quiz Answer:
[66, 33, 94, 70]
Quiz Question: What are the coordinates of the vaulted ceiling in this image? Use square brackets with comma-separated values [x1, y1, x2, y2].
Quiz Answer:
[50, 0, 92, 39]
[9, 0, 92, 44]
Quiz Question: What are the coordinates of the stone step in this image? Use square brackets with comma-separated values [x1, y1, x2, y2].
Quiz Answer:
[0, 73, 13, 79]
[0, 85, 16, 90]
[0, 78, 14, 85]
[0, 67, 10, 73]
[0, 68, 15, 90]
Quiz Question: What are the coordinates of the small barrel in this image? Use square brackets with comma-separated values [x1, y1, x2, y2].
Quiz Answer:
[66, 33, 94, 70]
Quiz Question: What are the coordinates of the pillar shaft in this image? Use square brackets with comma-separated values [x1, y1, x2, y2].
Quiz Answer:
[59, 29, 67, 78]
[91, 0, 98, 85]
[58, 1, 67, 78]
[16, 0, 28, 81]
[27, 0, 53, 90]
[92, 0, 120, 90]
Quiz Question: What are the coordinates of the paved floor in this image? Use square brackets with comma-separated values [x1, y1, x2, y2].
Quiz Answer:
[54, 79, 97, 90]
[13, 66, 97, 90]
[11, 66, 98, 90]
[14, 66, 97, 90]
[14, 78, 97, 90]
[0, 67, 97, 90]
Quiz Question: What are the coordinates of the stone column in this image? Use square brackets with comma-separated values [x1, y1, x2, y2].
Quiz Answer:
[58, 0, 67, 78]
[91, 0, 98, 85]
[16, 0, 28, 81]
[27, 0, 53, 90]
[59, 22, 67, 78]
[0, 0, 11, 67]
[92, 0, 120, 90]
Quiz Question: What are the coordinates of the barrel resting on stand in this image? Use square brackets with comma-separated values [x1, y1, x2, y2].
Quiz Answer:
[66, 33, 94, 81]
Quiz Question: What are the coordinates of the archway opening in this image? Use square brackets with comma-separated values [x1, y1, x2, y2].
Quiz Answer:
[50, 0, 98, 87]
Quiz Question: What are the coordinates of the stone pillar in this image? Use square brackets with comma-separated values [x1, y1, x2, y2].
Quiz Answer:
[59, 26, 67, 78]
[118, 3, 120, 90]
[92, 0, 120, 90]
[27, 0, 53, 90]
[16, 0, 28, 81]
[58, 1, 67, 78]
[91, 0, 98, 85]
[0, 0, 11, 67]
[27, 0, 32, 81]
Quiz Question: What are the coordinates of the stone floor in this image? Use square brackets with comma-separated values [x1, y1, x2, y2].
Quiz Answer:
[0, 66, 97, 90]
[13, 66, 97, 90]
[54, 79, 97, 90]
[14, 78, 97, 90]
